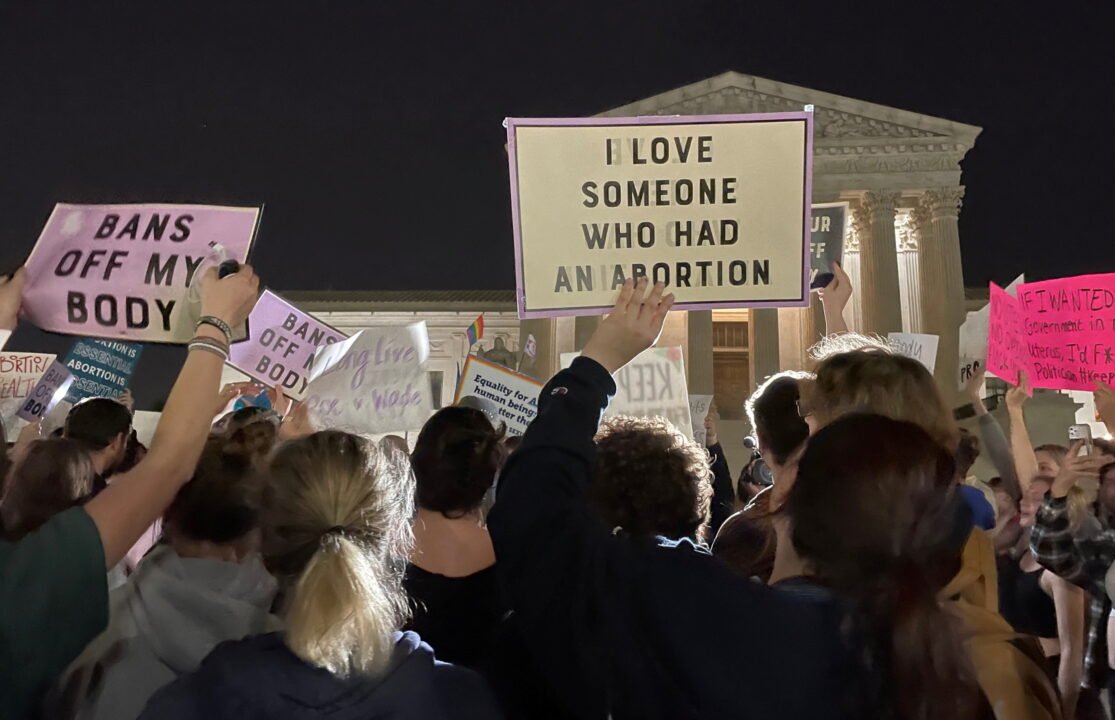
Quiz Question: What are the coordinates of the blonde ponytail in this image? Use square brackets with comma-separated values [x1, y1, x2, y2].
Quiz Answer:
[263, 431, 415, 678]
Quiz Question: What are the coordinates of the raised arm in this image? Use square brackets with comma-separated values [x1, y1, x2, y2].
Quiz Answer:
[1096, 381, 1115, 438]
[964, 368, 1020, 501]
[85, 266, 259, 567]
[818, 261, 851, 336]
[703, 405, 735, 538]
[1006, 372, 1039, 493]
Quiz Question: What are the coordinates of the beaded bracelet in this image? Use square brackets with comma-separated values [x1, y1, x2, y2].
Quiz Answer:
[196, 315, 233, 344]
[187, 336, 230, 361]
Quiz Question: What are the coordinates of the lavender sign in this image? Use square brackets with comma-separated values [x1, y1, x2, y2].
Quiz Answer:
[228, 291, 347, 400]
[17, 360, 74, 422]
[303, 322, 433, 435]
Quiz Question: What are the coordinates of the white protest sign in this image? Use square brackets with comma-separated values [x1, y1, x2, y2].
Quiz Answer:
[0, 352, 56, 440]
[303, 323, 433, 435]
[132, 410, 162, 446]
[561, 346, 694, 439]
[689, 394, 714, 446]
[507, 113, 813, 317]
[17, 360, 75, 422]
[888, 333, 939, 375]
[455, 354, 544, 436]
[958, 357, 984, 392]
[958, 274, 1024, 386]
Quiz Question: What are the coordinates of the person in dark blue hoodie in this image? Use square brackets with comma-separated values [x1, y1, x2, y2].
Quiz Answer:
[486, 279, 861, 720]
[140, 430, 501, 720]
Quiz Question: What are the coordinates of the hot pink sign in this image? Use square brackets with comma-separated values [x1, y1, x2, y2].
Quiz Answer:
[986, 283, 1024, 384]
[1016, 274, 1115, 391]
[21, 203, 261, 343]
[228, 290, 347, 400]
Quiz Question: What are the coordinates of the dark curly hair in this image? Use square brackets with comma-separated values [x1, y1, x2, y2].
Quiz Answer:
[412, 407, 507, 517]
[592, 416, 712, 541]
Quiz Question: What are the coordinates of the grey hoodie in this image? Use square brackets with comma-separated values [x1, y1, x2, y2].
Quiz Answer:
[48, 544, 279, 720]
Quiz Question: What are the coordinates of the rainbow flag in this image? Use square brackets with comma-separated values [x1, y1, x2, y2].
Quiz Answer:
[466, 315, 484, 346]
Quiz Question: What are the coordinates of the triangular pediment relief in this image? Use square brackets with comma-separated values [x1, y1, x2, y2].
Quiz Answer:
[598, 71, 981, 147]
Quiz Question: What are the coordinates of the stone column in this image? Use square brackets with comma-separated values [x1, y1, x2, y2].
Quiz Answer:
[916, 186, 967, 400]
[749, 308, 781, 386]
[687, 310, 715, 394]
[854, 191, 903, 335]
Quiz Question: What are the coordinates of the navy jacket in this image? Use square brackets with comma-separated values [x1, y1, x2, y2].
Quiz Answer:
[139, 631, 502, 719]
[487, 358, 864, 720]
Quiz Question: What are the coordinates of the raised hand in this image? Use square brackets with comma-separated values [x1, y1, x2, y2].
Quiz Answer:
[582, 279, 675, 374]
[819, 261, 852, 334]
[199, 264, 260, 328]
[1095, 381, 1115, 435]
[279, 399, 314, 441]
[704, 402, 719, 446]
[1051, 441, 1115, 498]
[1005, 370, 1030, 412]
[117, 389, 135, 412]
[0, 267, 26, 331]
[964, 368, 988, 416]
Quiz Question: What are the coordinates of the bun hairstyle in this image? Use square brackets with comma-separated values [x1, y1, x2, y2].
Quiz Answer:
[262, 431, 415, 677]
[411, 407, 507, 518]
[1, 439, 95, 540]
[782, 414, 982, 719]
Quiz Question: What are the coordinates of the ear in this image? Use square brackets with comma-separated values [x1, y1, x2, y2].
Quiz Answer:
[112, 432, 129, 455]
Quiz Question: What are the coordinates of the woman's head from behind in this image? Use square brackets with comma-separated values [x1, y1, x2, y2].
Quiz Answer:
[1, 438, 94, 540]
[783, 413, 980, 718]
[805, 336, 958, 451]
[411, 406, 506, 519]
[263, 430, 415, 677]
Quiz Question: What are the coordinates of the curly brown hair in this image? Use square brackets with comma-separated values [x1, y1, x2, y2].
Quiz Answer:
[591, 416, 713, 541]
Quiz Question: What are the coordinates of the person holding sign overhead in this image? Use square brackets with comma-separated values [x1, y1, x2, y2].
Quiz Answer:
[0, 262, 260, 720]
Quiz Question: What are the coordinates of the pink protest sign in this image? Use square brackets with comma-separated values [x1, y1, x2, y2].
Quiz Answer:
[228, 291, 348, 400]
[16, 360, 74, 422]
[1016, 273, 1115, 391]
[986, 283, 1024, 384]
[21, 203, 261, 343]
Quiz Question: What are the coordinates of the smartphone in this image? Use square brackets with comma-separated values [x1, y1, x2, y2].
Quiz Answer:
[1069, 424, 1093, 455]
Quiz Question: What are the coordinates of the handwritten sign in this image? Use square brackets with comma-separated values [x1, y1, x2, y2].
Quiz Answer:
[21, 203, 260, 343]
[0, 352, 56, 437]
[62, 338, 143, 402]
[689, 394, 714, 446]
[1015, 274, 1115, 391]
[809, 203, 848, 290]
[17, 360, 74, 422]
[958, 357, 984, 392]
[888, 333, 939, 374]
[303, 323, 433, 435]
[507, 113, 813, 318]
[455, 354, 544, 436]
[228, 291, 347, 400]
[561, 346, 694, 439]
[986, 283, 1025, 384]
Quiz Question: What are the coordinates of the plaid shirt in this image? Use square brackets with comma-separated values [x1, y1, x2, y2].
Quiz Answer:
[1029, 495, 1112, 688]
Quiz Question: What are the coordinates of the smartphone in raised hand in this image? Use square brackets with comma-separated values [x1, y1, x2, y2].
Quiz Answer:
[1069, 424, 1094, 456]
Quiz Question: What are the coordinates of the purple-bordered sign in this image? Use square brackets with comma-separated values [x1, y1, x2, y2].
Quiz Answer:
[505, 111, 814, 319]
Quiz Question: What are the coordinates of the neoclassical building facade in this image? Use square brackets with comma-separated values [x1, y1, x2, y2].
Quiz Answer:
[271, 72, 981, 420]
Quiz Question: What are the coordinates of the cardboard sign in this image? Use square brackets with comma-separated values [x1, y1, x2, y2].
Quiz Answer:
[21, 203, 260, 343]
[0, 352, 56, 437]
[17, 360, 74, 422]
[1015, 273, 1115, 391]
[455, 354, 544, 436]
[507, 113, 813, 318]
[61, 338, 143, 402]
[689, 394, 714, 446]
[888, 333, 939, 374]
[986, 283, 1025, 384]
[303, 323, 433, 435]
[809, 203, 848, 290]
[228, 291, 347, 400]
[561, 346, 694, 439]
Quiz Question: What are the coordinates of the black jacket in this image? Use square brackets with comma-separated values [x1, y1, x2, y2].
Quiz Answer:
[487, 357, 864, 720]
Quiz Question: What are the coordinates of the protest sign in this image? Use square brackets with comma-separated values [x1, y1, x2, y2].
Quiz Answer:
[62, 338, 143, 402]
[958, 274, 1024, 389]
[455, 354, 544, 436]
[507, 112, 813, 318]
[986, 283, 1025, 385]
[0, 352, 56, 437]
[809, 203, 848, 290]
[303, 323, 433, 435]
[888, 333, 939, 374]
[228, 291, 347, 400]
[958, 357, 984, 392]
[689, 394, 714, 446]
[1015, 273, 1115, 391]
[132, 410, 161, 446]
[17, 360, 74, 422]
[22, 203, 260, 343]
[561, 346, 694, 439]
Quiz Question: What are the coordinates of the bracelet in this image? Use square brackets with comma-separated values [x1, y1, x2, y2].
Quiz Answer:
[188, 336, 230, 361]
[196, 316, 233, 343]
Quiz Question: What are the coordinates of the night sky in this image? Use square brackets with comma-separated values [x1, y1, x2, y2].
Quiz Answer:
[2, 2, 1112, 406]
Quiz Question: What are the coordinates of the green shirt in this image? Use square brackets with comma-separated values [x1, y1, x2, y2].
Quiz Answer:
[0, 507, 109, 719]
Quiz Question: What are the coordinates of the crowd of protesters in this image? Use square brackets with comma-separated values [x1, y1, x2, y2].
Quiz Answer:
[3, 259, 1115, 720]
